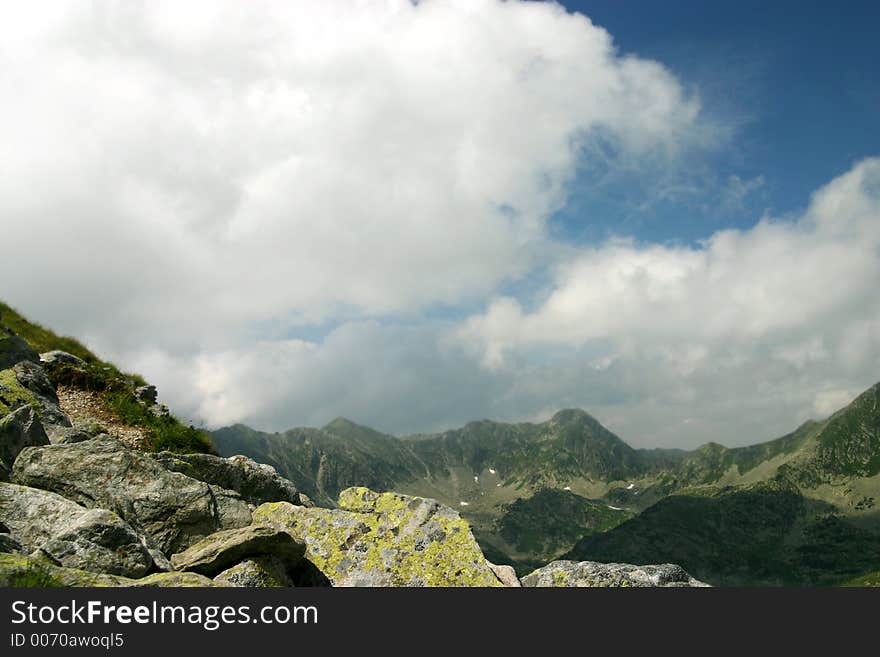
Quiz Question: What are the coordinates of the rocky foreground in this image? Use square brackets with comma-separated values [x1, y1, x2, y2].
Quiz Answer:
[1, 327, 706, 587]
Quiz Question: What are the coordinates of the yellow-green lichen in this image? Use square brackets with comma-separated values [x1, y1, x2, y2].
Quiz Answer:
[0, 368, 39, 417]
[254, 489, 502, 587]
[552, 569, 570, 587]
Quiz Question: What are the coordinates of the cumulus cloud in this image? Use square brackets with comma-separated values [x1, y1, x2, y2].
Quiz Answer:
[0, 0, 699, 353]
[459, 159, 880, 445]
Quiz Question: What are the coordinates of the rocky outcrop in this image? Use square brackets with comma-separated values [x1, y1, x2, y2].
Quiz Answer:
[0, 483, 156, 577]
[521, 560, 709, 587]
[213, 556, 294, 587]
[11, 361, 71, 431]
[39, 350, 86, 368]
[0, 553, 217, 587]
[0, 333, 39, 370]
[0, 406, 49, 478]
[151, 452, 307, 507]
[11, 436, 251, 553]
[254, 487, 502, 587]
[170, 524, 305, 577]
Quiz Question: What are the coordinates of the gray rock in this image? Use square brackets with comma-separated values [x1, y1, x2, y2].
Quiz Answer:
[521, 560, 710, 587]
[488, 562, 521, 587]
[253, 487, 502, 587]
[134, 385, 157, 405]
[0, 334, 39, 370]
[11, 436, 251, 553]
[48, 426, 96, 445]
[0, 533, 24, 554]
[39, 350, 86, 368]
[170, 524, 305, 577]
[213, 556, 294, 587]
[151, 452, 307, 507]
[210, 485, 254, 529]
[12, 361, 71, 430]
[0, 482, 155, 577]
[0, 407, 49, 477]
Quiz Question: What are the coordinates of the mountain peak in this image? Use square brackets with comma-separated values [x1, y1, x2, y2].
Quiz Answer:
[549, 408, 594, 425]
[324, 417, 359, 430]
[322, 417, 395, 442]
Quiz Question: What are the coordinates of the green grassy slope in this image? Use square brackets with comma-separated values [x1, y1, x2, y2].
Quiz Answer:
[0, 301, 212, 454]
[495, 488, 633, 560]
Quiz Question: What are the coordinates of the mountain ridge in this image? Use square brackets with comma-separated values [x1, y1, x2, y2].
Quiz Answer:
[212, 382, 880, 583]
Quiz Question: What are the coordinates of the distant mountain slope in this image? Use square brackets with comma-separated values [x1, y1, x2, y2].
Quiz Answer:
[406, 409, 648, 485]
[565, 481, 880, 586]
[494, 488, 633, 562]
[564, 385, 880, 585]
[211, 423, 426, 507]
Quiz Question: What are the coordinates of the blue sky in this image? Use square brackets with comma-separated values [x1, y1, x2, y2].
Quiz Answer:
[2, 1, 879, 448]
[555, 0, 880, 245]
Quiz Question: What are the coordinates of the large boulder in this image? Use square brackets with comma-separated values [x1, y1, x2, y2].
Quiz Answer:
[0, 406, 49, 478]
[0, 482, 155, 577]
[11, 436, 251, 553]
[521, 560, 709, 587]
[253, 486, 502, 587]
[170, 524, 305, 577]
[0, 334, 39, 370]
[151, 452, 307, 507]
[0, 553, 217, 587]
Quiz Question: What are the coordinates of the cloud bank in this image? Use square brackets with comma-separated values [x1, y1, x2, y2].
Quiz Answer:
[1, 1, 877, 448]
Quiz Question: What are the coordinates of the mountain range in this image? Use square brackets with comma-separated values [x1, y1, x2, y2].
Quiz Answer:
[212, 383, 880, 585]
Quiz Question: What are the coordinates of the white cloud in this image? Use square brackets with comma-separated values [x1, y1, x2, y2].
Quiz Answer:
[0, 0, 700, 355]
[458, 159, 880, 445]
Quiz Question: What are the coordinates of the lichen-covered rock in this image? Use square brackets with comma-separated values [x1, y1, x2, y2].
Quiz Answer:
[170, 524, 305, 577]
[0, 334, 39, 370]
[253, 487, 502, 587]
[11, 361, 71, 430]
[11, 436, 250, 553]
[521, 560, 709, 587]
[213, 556, 294, 587]
[488, 562, 521, 587]
[151, 452, 307, 507]
[0, 482, 155, 577]
[0, 553, 217, 587]
[0, 406, 49, 477]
